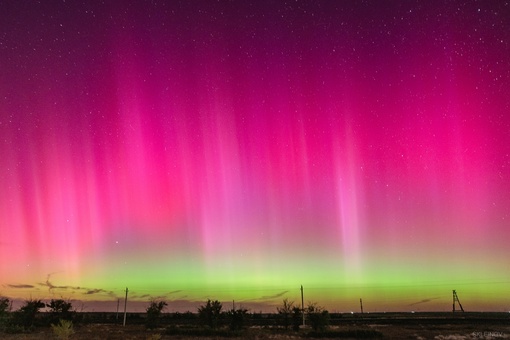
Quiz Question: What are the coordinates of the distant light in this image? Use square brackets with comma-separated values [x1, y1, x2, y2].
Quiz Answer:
[350, 311, 354, 314]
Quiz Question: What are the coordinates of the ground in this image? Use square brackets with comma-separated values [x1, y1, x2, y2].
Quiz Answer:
[1, 323, 510, 340]
[1, 313, 509, 339]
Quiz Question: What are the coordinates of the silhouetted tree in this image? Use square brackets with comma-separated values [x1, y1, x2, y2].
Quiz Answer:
[306, 302, 330, 332]
[198, 299, 222, 329]
[15, 299, 45, 330]
[227, 306, 248, 331]
[0, 297, 9, 313]
[277, 298, 294, 330]
[47, 299, 74, 324]
[0, 297, 10, 329]
[145, 299, 167, 329]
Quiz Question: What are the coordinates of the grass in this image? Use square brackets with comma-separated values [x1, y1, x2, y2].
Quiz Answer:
[51, 319, 74, 340]
[166, 325, 244, 337]
[307, 329, 383, 338]
[0, 312, 509, 339]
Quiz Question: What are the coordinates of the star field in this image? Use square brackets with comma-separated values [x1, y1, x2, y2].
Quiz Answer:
[1, 1, 509, 312]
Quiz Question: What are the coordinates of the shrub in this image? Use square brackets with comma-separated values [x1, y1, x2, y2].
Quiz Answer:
[0, 297, 9, 314]
[146, 300, 167, 329]
[291, 306, 302, 331]
[227, 307, 248, 331]
[277, 298, 294, 330]
[306, 302, 330, 332]
[0, 297, 10, 329]
[51, 319, 74, 340]
[198, 299, 222, 329]
[13, 299, 45, 330]
[3, 322, 24, 334]
[47, 299, 75, 325]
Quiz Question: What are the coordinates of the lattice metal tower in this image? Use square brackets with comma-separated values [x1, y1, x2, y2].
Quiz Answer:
[452, 290, 464, 312]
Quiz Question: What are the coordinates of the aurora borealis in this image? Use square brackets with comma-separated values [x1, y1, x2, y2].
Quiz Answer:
[1, 1, 509, 312]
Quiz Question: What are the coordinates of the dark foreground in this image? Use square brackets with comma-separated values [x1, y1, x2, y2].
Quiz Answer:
[1, 312, 509, 339]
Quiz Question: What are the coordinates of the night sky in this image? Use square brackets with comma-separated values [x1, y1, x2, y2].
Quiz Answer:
[1, 1, 509, 312]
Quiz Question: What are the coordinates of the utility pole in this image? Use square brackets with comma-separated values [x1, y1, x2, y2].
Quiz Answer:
[360, 298, 364, 314]
[116, 299, 120, 320]
[452, 290, 464, 312]
[123, 287, 129, 326]
[300, 285, 305, 327]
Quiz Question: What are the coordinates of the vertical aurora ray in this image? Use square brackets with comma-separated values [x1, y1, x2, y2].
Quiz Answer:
[0, 1, 509, 312]
[333, 125, 364, 284]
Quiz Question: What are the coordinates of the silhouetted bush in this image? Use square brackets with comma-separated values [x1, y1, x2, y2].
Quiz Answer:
[227, 307, 248, 331]
[3, 322, 24, 334]
[10, 299, 45, 332]
[0, 297, 9, 314]
[198, 299, 222, 329]
[146, 300, 167, 329]
[47, 299, 75, 325]
[291, 306, 302, 331]
[306, 302, 330, 332]
[0, 297, 9, 329]
[277, 298, 294, 330]
[18, 299, 45, 328]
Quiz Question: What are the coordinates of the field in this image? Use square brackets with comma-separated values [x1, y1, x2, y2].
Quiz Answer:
[1, 312, 509, 339]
